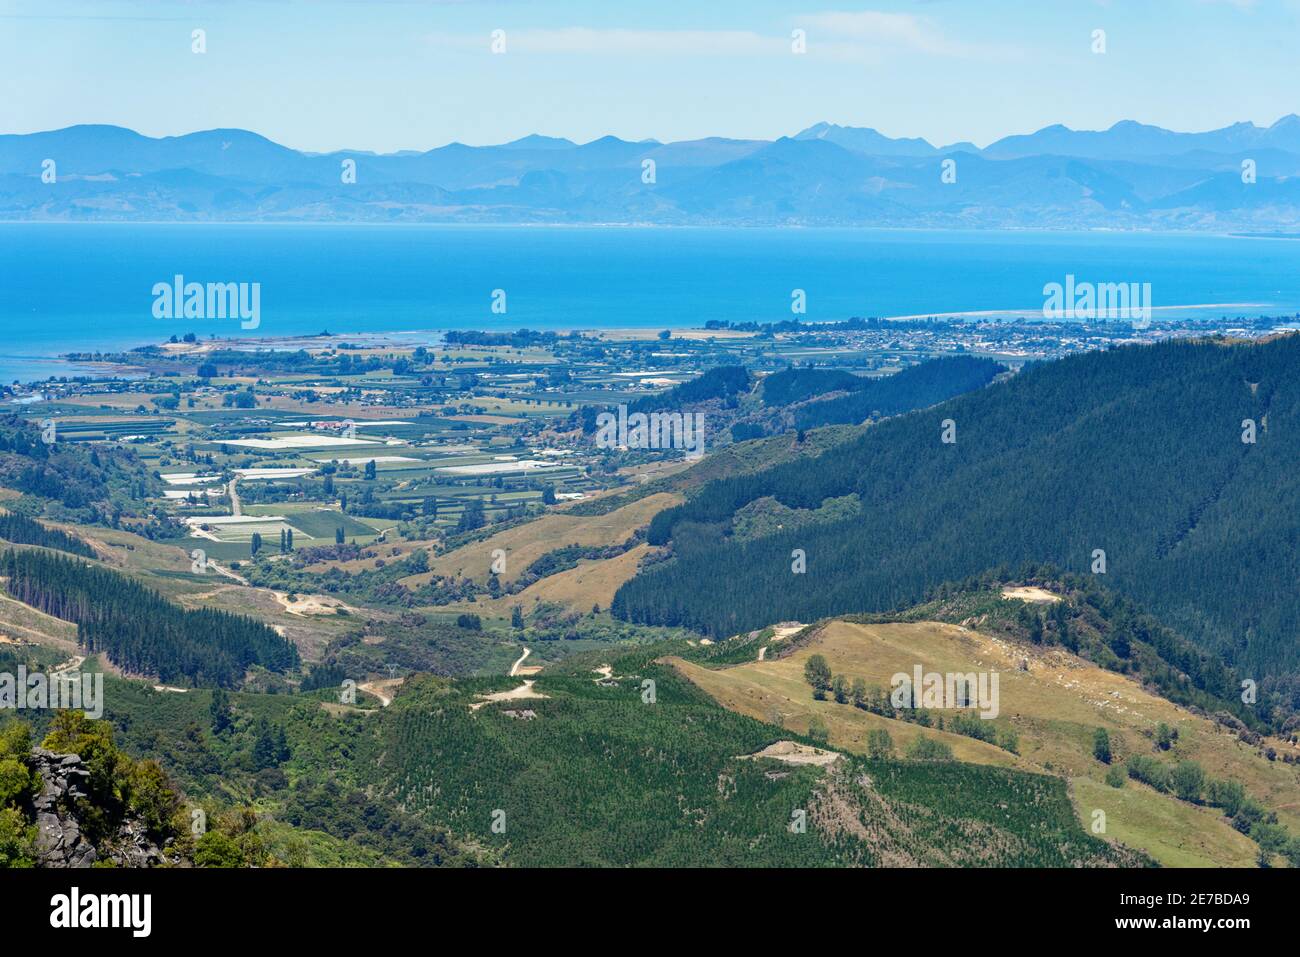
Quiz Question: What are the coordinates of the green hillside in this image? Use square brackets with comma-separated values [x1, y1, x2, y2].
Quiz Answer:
[615, 335, 1300, 708]
[378, 647, 1144, 867]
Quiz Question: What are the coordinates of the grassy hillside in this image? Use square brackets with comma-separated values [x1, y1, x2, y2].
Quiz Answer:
[378, 647, 1143, 867]
[0, 638, 1142, 869]
[668, 612, 1300, 867]
[404, 492, 679, 589]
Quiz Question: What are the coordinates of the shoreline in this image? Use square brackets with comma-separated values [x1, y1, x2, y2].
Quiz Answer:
[0, 304, 1293, 391]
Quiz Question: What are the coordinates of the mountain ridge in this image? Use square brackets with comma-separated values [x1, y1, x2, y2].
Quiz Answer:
[4, 118, 1300, 227]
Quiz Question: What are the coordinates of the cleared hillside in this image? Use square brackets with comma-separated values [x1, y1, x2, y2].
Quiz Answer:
[378, 647, 1144, 867]
[670, 616, 1299, 867]
[402, 492, 679, 588]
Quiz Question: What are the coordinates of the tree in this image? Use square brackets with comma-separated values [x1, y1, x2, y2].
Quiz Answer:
[807, 716, 829, 745]
[274, 725, 290, 763]
[128, 760, 181, 839]
[252, 718, 279, 771]
[906, 736, 954, 762]
[195, 831, 243, 867]
[1206, 777, 1245, 816]
[1027, 612, 1044, 645]
[364, 460, 377, 481]
[866, 728, 893, 759]
[803, 654, 832, 700]
[0, 806, 34, 868]
[832, 674, 848, 704]
[1155, 723, 1177, 751]
[457, 613, 482, 631]
[250, 532, 262, 557]
[0, 755, 33, 808]
[1093, 727, 1112, 764]
[542, 485, 557, 505]
[998, 726, 1020, 754]
[457, 499, 486, 532]
[209, 687, 233, 735]
[423, 496, 438, 518]
[850, 677, 867, 709]
[1171, 761, 1205, 803]
[511, 606, 524, 629]
[335, 527, 345, 545]
[1059, 618, 1078, 653]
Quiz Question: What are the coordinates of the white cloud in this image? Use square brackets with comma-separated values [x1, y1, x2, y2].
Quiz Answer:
[427, 13, 1011, 62]
[429, 27, 784, 57]
[800, 10, 1006, 59]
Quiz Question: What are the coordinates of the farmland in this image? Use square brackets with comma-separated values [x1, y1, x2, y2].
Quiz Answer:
[3, 319, 1298, 871]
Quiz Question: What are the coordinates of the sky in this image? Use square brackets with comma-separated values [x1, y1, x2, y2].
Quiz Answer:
[1, 0, 1298, 153]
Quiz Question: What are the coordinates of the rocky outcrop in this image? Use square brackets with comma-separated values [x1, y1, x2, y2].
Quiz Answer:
[32, 748, 97, 867]
[30, 747, 182, 868]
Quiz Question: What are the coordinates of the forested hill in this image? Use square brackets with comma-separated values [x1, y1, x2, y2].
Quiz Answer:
[774, 356, 1003, 429]
[1, 549, 300, 687]
[0, 414, 162, 525]
[613, 333, 1300, 703]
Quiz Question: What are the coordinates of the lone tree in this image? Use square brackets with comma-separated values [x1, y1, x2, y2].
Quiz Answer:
[1155, 722, 1177, 751]
[804, 654, 832, 700]
[1093, 727, 1112, 764]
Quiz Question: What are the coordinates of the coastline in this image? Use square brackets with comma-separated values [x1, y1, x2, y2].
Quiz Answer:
[1, 300, 1294, 391]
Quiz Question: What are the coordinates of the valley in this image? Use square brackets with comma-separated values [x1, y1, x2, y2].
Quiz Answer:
[0, 318, 1298, 870]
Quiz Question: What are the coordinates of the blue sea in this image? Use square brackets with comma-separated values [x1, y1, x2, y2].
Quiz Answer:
[2, 223, 1299, 385]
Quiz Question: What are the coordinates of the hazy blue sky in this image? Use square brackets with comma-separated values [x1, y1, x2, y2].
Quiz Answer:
[2, 0, 1297, 152]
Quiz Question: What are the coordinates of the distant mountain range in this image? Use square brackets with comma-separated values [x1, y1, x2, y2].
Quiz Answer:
[3, 117, 1300, 228]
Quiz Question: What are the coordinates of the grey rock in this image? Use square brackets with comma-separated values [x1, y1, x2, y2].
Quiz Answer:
[27, 747, 169, 868]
